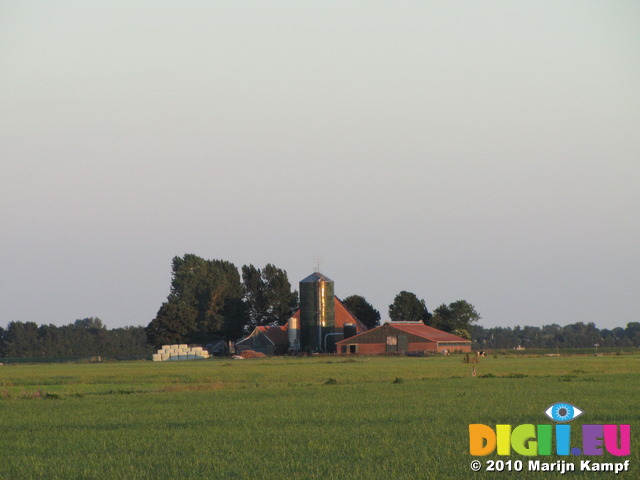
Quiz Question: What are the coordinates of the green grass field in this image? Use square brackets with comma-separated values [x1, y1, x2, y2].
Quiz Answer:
[0, 354, 638, 479]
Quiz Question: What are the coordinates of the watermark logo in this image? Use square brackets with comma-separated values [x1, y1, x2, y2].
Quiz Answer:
[469, 403, 629, 457]
[468, 404, 631, 474]
[544, 402, 583, 423]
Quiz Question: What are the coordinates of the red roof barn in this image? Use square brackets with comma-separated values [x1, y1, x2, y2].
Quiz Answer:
[289, 296, 368, 332]
[335, 322, 471, 355]
[235, 325, 289, 356]
[236, 297, 367, 355]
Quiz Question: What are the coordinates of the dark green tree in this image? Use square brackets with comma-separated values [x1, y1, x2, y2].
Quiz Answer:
[0, 320, 151, 360]
[146, 254, 246, 347]
[241, 264, 265, 328]
[3, 321, 40, 357]
[242, 263, 298, 328]
[107, 326, 153, 359]
[388, 291, 430, 323]
[74, 317, 105, 330]
[625, 322, 640, 345]
[431, 300, 480, 337]
[145, 301, 198, 347]
[342, 295, 381, 329]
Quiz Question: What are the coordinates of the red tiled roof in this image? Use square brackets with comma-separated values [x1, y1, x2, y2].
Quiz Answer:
[289, 297, 368, 332]
[239, 297, 369, 347]
[336, 322, 470, 345]
[256, 325, 289, 346]
[335, 297, 369, 332]
[389, 323, 470, 343]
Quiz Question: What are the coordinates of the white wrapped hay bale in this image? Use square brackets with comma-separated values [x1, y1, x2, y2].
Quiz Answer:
[153, 344, 210, 362]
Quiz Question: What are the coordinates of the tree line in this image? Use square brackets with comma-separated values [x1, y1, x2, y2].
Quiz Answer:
[0, 318, 151, 360]
[472, 322, 640, 350]
[3, 253, 636, 358]
[144, 254, 481, 348]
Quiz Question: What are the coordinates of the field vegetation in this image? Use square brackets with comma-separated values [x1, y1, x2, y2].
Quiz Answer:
[0, 354, 638, 479]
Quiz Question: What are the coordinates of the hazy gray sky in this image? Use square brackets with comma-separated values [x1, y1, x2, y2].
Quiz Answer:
[2, 1, 639, 330]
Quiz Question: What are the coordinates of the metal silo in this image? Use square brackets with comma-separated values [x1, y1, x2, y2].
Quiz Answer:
[288, 314, 300, 351]
[299, 272, 335, 352]
[343, 323, 357, 341]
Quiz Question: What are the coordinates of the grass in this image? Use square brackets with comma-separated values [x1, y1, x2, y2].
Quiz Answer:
[0, 354, 638, 479]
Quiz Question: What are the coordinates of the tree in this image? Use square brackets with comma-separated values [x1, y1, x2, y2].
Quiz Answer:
[342, 295, 381, 329]
[242, 263, 298, 329]
[146, 254, 246, 347]
[431, 300, 480, 335]
[145, 301, 198, 348]
[452, 328, 472, 340]
[241, 264, 265, 328]
[388, 291, 430, 323]
[3, 321, 40, 357]
[625, 322, 640, 346]
[74, 317, 105, 331]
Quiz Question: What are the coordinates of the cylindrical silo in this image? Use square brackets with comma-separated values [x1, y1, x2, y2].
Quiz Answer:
[288, 314, 300, 351]
[343, 323, 357, 341]
[299, 272, 335, 352]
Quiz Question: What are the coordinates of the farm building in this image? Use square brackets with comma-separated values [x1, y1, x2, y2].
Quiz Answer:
[236, 272, 471, 356]
[236, 272, 368, 355]
[335, 322, 471, 355]
[236, 325, 289, 356]
[236, 295, 368, 355]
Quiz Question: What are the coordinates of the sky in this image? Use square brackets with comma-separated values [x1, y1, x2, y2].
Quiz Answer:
[1, 1, 639, 331]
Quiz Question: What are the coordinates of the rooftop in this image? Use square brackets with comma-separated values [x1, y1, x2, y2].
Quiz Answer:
[300, 272, 334, 283]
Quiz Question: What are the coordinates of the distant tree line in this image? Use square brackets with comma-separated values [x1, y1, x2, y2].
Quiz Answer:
[0, 318, 151, 360]
[4, 254, 636, 358]
[472, 322, 640, 349]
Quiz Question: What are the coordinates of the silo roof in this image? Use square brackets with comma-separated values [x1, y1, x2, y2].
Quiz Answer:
[300, 272, 333, 283]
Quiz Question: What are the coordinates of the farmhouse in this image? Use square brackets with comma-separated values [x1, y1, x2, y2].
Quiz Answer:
[235, 325, 289, 356]
[335, 322, 471, 355]
[236, 294, 368, 356]
[236, 271, 471, 356]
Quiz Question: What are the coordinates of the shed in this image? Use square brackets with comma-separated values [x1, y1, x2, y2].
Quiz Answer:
[335, 322, 471, 355]
[236, 326, 289, 356]
[235, 296, 368, 355]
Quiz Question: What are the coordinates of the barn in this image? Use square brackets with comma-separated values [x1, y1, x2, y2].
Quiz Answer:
[235, 325, 289, 356]
[235, 294, 368, 356]
[335, 322, 471, 355]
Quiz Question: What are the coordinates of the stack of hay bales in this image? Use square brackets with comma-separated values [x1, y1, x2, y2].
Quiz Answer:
[152, 344, 210, 362]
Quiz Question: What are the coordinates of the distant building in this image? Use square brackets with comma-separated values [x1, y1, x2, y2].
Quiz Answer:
[236, 272, 471, 356]
[236, 295, 367, 356]
[236, 325, 289, 356]
[335, 322, 472, 355]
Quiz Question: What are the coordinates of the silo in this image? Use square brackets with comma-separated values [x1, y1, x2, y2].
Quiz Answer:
[343, 323, 357, 341]
[288, 314, 300, 351]
[299, 272, 335, 352]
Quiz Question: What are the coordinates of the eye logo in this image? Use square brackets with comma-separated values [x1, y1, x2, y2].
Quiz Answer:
[545, 402, 583, 422]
